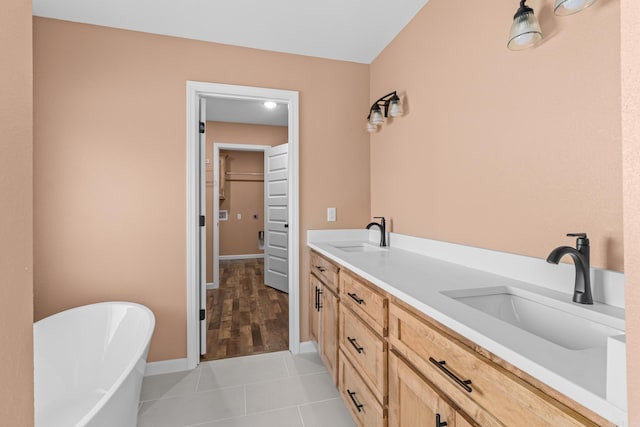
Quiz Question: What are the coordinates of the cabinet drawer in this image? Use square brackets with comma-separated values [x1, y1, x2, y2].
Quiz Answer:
[340, 270, 388, 336]
[339, 350, 387, 427]
[389, 303, 600, 427]
[340, 304, 387, 404]
[310, 251, 339, 292]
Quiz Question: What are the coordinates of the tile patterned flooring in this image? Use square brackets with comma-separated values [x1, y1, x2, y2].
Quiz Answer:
[138, 351, 356, 427]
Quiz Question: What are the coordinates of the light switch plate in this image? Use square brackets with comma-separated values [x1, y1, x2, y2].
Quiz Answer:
[327, 207, 336, 222]
[237, 213, 242, 220]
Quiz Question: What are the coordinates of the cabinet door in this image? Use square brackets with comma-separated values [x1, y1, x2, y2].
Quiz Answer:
[389, 351, 457, 427]
[309, 275, 321, 343]
[320, 285, 339, 385]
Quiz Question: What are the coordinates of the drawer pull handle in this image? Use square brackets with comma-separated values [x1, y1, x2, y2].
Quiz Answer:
[347, 292, 364, 304]
[317, 288, 323, 310]
[347, 389, 364, 412]
[436, 413, 448, 427]
[315, 265, 326, 273]
[429, 357, 472, 393]
[347, 336, 364, 354]
[314, 286, 319, 311]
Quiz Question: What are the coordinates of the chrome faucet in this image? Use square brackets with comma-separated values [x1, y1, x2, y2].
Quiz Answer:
[366, 216, 387, 247]
[546, 233, 593, 304]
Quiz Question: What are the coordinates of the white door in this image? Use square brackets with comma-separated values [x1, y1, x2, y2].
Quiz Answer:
[264, 143, 289, 293]
[198, 98, 207, 355]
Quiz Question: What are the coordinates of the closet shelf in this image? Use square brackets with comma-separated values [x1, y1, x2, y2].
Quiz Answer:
[226, 172, 264, 176]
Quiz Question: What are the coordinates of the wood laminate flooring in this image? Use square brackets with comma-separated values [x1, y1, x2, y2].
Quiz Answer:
[202, 258, 289, 361]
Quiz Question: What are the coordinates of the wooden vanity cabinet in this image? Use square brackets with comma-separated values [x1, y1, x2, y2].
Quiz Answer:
[308, 249, 615, 427]
[309, 251, 340, 384]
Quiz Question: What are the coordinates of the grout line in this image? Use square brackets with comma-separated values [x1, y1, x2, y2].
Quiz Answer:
[297, 396, 343, 408]
[195, 363, 203, 392]
[138, 384, 245, 404]
[244, 385, 248, 416]
[283, 354, 292, 377]
[298, 405, 307, 427]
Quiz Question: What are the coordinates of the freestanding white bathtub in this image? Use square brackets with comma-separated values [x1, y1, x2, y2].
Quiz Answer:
[34, 302, 155, 427]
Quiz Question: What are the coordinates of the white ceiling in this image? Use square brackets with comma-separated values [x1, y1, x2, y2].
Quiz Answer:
[32, 0, 429, 64]
[206, 97, 288, 127]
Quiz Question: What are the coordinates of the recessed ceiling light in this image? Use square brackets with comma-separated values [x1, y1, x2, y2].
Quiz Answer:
[264, 101, 277, 109]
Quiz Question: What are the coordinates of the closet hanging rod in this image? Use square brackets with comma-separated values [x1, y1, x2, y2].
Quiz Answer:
[225, 172, 264, 176]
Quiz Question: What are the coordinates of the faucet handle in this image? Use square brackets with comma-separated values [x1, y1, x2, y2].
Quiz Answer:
[567, 233, 587, 238]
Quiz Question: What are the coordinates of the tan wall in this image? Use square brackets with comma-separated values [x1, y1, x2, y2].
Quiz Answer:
[622, 0, 640, 424]
[33, 18, 371, 361]
[370, 0, 622, 271]
[0, 0, 34, 423]
[205, 122, 287, 282]
[219, 150, 265, 256]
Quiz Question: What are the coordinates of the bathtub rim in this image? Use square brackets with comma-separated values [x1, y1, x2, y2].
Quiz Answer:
[33, 301, 155, 427]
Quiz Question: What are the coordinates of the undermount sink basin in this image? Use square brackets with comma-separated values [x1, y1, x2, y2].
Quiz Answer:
[331, 243, 387, 253]
[442, 286, 624, 351]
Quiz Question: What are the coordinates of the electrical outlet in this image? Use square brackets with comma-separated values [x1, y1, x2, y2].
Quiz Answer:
[327, 207, 336, 222]
[237, 213, 242, 220]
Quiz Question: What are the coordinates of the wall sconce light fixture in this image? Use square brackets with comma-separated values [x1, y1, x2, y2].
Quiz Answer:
[507, 0, 542, 51]
[367, 91, 403, 133]
[508, 0, 598, 51]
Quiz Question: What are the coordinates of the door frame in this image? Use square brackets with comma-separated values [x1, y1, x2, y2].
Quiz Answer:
[186, 81, 300, 369]
[212, 143, 269, 290]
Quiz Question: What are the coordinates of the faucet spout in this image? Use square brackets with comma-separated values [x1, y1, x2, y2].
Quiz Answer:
[546, 242, 593, 304]
[366, 217, 387, 247]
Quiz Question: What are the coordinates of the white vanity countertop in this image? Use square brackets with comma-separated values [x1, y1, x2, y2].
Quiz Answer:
[307, 231, 626, 426]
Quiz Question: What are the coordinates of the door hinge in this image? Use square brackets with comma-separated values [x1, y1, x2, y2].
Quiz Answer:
[200, 309, 205, 321]
[199, 122, 205, 134]
[199, 215, 205, 227]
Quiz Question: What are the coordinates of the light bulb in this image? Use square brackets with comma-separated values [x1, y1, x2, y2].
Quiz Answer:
[264, 101, 277, 109]
[514, 32, 534, 46]
[563, 0, 586, 8]
[366, 121, 378, 133]
[554, 0, 597, 15]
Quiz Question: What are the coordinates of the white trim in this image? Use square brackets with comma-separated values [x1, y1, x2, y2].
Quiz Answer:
[186, 81, 300, 370]
[298, 340, 317, 353]
[219, 254, 265, 260]
[144, 358, 190, 376]
[206, 282, 217, 290]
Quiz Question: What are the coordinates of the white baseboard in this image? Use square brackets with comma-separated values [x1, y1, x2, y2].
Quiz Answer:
[206, 282, 218, 290]
[219, 254, 264, 260]
[298, 340, 317, 353]
[145, 358, 190, 376]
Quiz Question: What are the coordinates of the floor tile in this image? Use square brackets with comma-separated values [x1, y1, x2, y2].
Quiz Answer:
[198, 353, 289, 391]
[140, 368, 201, 401]
[188, 407, 303, 427]
[138, 386, 245, 427]
[299, 398, 357, 427]
[245, 372, 339, 414]
[283, 351, 327, 377]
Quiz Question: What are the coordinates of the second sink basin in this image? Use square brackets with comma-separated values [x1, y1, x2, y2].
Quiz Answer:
[331, 243, 387, 253]
[442, 286, 624, 351]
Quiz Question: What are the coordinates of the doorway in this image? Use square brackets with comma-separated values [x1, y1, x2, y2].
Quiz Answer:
[205, 142, 290, 360]
[186, 81, 299, 369]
